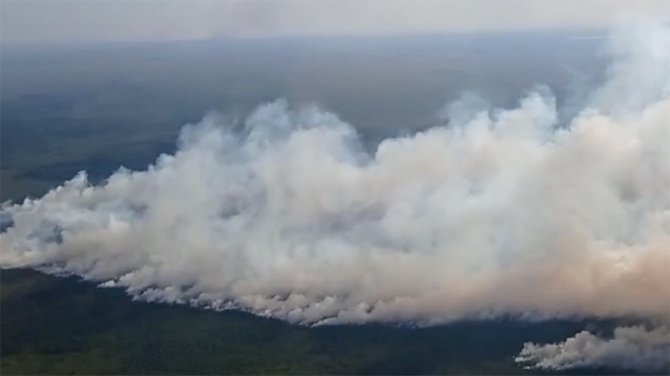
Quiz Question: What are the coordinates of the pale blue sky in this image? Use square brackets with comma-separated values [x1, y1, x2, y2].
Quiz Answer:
[2, 0, 669, 43]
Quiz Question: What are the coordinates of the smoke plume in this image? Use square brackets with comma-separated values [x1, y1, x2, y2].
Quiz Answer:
[516, 325, 670, 372]
[1, 25, 669, 371]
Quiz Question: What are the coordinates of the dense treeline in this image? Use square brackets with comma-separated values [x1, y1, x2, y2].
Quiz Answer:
[2, 268, 652, 375]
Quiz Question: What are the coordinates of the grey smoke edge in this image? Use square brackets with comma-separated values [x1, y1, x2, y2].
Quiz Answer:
[1, 24, 669, 371]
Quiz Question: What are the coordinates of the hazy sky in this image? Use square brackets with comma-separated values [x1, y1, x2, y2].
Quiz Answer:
[1, 0, 670, 43]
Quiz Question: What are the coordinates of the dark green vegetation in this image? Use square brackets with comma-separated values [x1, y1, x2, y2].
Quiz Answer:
[1, 268, 636, 375]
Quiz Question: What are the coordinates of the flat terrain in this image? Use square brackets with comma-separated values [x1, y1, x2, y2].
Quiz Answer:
[3, 268, 634, 375]
[3, 33, 644, 375]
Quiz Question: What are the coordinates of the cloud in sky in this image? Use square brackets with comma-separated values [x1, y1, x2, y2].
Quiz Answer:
[2, 0, 670, 43]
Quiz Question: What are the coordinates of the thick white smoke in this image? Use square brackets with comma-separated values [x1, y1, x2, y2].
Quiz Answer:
[516, 325, 670, 372]
[1, 25, 669, 370]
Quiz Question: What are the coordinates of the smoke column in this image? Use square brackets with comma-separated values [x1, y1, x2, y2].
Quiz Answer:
[1, 25, 669, 371]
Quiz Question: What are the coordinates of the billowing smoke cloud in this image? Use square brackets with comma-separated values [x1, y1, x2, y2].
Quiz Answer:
[1, 25, 669, 370]
[516, 325, 670, 372]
